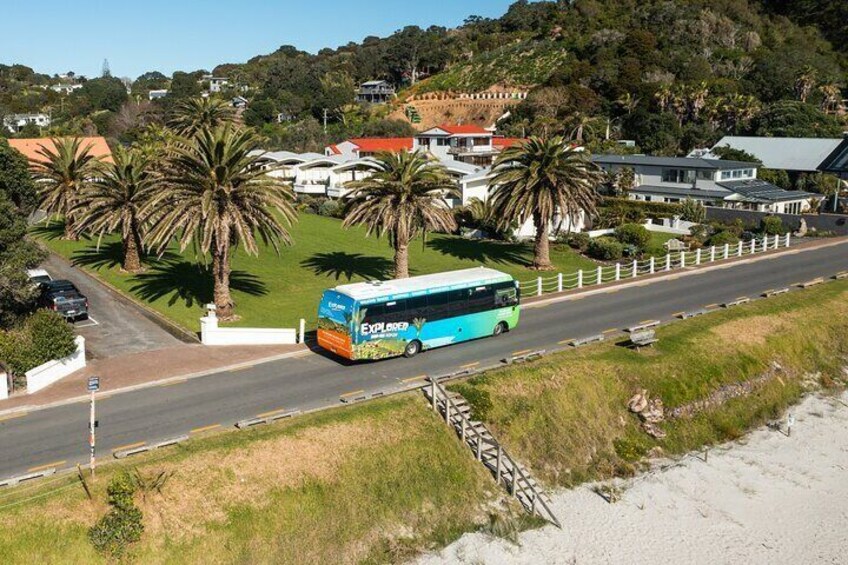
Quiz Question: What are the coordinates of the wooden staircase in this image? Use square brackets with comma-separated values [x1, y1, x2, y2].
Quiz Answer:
[423, 379, 561, 528]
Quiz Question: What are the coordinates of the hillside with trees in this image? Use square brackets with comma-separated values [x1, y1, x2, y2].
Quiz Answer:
[1, 0, 845, 155]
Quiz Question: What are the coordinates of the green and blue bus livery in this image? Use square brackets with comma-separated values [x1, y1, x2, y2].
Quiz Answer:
[317, 268, 520, 361]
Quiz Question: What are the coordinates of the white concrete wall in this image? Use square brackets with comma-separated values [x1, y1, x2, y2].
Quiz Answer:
[25, 336, 86, 394]
[0, 372, 8, 400]
[200, 316, 299, 346]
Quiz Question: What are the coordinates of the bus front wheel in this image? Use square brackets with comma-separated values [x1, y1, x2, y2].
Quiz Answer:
[404, 340, 422, 358]
[493, 322, 508, 336]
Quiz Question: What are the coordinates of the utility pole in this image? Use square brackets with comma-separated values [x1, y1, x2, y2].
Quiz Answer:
[88, 376, 100, 477]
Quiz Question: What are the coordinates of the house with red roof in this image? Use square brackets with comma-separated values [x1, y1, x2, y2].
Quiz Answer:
[325, 137, 413, 159]
[8, 136, 113, 165]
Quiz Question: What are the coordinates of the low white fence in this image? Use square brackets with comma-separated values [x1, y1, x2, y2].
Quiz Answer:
[25, 336, 86, 394]
[200, 310, 305, 346]
[518, 234, 790, 298]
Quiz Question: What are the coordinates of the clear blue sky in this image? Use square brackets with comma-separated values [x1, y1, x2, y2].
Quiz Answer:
[1, 0, 517, 79]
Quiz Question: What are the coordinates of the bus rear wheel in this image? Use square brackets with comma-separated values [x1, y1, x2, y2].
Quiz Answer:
[493, 322, 508, 336]
[404, 340, 422, 358]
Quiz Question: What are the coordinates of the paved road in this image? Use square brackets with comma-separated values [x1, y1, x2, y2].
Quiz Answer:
[42, 254, 184, 359]
[2, 242, 846, 479]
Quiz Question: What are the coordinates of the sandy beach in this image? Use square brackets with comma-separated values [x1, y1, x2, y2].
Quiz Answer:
[419, 391, 848, 565]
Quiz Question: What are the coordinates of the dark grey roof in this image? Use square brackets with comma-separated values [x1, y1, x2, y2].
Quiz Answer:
[819, 139, 848, 175]
[629, 185, 729, 200]
[593, 154, 756, 170]
[716, 180, 822, 203]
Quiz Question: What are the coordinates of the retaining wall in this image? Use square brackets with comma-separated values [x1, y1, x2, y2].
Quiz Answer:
[705, 208, 848, 235]
[25, 336, 86, 394]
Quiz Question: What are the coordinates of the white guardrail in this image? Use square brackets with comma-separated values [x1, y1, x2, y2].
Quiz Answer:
[518, 234, 790, 298]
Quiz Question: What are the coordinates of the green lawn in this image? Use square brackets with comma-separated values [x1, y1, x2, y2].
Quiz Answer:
[644, 231, 678, 256]
[33, 214, 595, 331]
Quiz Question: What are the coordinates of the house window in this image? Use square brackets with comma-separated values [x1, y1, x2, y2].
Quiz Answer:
[720, 171, 733, 180]
[661, 169, 695, 183]
[437, 138, 450, 146]
[696, 170, 714, 181]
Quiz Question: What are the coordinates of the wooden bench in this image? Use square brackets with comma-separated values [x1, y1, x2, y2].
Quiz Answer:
[628, 329, 658, 350]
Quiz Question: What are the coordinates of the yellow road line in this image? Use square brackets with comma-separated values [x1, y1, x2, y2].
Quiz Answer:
[603, 328, 619, 334]
[27, 460, 65, 473]
[112, 441, 146, 453]
[340, 389, 365, 399]
[704, 304, 718, 309]
[460, 361, 480, 369]
[401, 375, 427, 383]
[638, 320, 655, 325]
[0, 411, 27, 423]
[229, 365, 255, 373]
[159, 379, 186, 388]
[512, 349, 532, 357]
[736, 296, 749, 301]
[257, 408, 286, 418]
[190, 424, 222, 434]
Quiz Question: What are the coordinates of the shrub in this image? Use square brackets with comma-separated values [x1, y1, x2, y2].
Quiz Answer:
[295, 195, 319, 214]
[561, 232, 590, 252]
[614, 223, 651, 249]
[317, 199, 345, 218]
[707, 230, 740, 247]
[0, 311, 75, 378]
[587, 237, 624, 260]
[679, 198, 706, 223]
[89, 471, 144, 557]
[760, 216, 784, 235]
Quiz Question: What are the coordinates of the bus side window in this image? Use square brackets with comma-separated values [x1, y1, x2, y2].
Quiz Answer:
[361, 303, 383, 324]
[425, 291, 451, 321]
[467, 286, 495, 314]
[382, 300, 408, 323]
[407, 296, 428, 319]
[449, 288, 471, 316]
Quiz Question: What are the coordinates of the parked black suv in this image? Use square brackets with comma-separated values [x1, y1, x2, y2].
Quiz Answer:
[38, 280, 89, 321]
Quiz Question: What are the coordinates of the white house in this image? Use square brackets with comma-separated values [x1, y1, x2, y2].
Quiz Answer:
[458, 167, 587, 239]
[202, 75, 229, 93]
[50, 83, 82, 95]
[148, 89, 168, 100]
[3, 113, 51, 133]
[593, 154, 822, 214]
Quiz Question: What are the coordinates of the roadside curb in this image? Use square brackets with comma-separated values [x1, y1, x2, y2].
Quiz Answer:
[0, 346, 310, 418]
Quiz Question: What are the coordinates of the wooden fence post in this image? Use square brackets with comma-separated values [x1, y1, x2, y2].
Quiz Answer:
[557, 273, 563, 292]
[577, 269, 583, 289]
[632, 259, 638, 278]
[596, 266, 603, 285]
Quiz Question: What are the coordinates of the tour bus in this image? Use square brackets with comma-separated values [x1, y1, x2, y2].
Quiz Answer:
[317, 267, 520, 361]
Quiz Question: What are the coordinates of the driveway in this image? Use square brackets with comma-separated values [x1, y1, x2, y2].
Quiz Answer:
[42, 254, 187, 359]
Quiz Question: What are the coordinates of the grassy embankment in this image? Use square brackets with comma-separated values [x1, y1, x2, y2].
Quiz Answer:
[451, 279, 848, 486]
[32, 213, 595, 332]
[0, 397, 504, 564]
[2, 281, 846, 563]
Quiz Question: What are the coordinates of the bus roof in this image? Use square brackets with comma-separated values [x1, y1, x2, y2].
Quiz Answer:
[332, 267, 513, 302]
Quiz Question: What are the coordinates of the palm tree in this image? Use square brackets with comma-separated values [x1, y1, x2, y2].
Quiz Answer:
[167, 97, 238, 137]
[616, 92, 640, 116]
[72, 146, 159, 273]
[343, 151, 459, 279]
[33, 137, 103, 240]
[489, 137, 603, 270]
[794, 66, 817, 103]
[144, 126, 296, 320]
